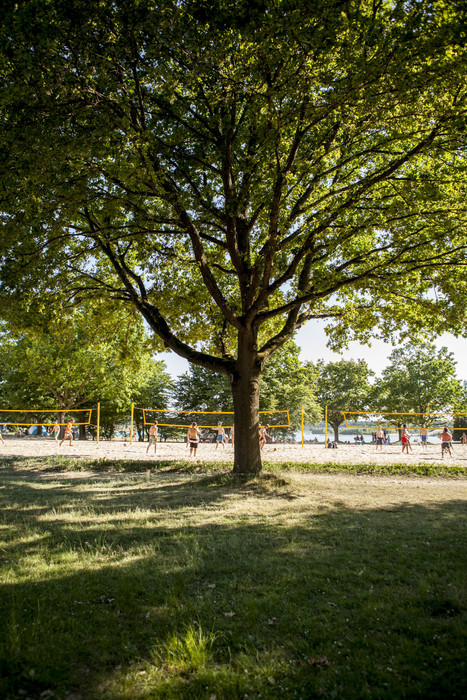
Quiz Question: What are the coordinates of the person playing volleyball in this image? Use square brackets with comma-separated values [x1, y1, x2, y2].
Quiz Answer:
[401, 424, 412, 453]
[146, 421, 158, 454]
[259, 424, 272, 450]
[420, 424, 428, 449]
[187, 422, 201, 457]
[439, 425, 452, 458]
[51, 420, 60, 442]
[375, 426, 384, 450]
[215, 422, 225, 449]
[60, 418, 74, 447]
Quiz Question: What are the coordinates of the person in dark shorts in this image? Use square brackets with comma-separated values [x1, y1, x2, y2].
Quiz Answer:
[420, 424, 428, 449]
[187, 422, 201, 457]
[375, 426, 384, 450]
[439, 425, 452, 458]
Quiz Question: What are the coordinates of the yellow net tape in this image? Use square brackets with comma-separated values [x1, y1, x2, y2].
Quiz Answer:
[0, 408, 94, 427]
[138, 408, 291, 429]
[342, 411, 467, 430]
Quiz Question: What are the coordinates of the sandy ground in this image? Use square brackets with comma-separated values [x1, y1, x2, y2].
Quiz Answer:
[1, 435, 467, 467]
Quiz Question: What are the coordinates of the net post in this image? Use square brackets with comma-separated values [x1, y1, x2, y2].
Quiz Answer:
[130, 402, 134, 444]
[97, 403, 100, 444]
[324, 405, 328, 447]
[301, 405, 304, 448]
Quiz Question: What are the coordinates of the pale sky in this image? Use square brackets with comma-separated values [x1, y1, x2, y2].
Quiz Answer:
[156, 321, 467, 383]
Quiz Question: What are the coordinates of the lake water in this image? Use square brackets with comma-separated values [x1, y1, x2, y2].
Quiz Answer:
[295, 431, 441, 444]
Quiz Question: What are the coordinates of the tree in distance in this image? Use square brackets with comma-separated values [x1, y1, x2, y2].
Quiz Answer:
[315, 359, 375, 442]
[0, 303, 172, 438]
[373, 342, 463, 432]
[1, 1, 467, 471]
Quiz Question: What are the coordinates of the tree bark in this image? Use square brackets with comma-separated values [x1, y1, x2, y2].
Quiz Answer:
[328, 422, 339, 442]
[231, 330, 263, 475]
[58, 411, 65, 440]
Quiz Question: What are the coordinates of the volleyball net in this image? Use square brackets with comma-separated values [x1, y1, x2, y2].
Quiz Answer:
[134, 407, 290, 429]
[342, 411, 467, 431]
[0, 406, 100, 441]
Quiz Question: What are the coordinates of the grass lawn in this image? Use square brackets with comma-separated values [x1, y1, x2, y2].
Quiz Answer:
[0, 458, 466, 699]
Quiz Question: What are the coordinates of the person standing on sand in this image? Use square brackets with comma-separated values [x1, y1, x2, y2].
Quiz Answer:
[60, 418, 74, 447]
[259, 424, 272, 450]
[375, 426, 384, 450]
[187, 422, 201, 457]
[51, 420, 60, 442]
[420, 424, 428, 449]
[401, 424, 412, 454]
[0, 431, 4, 445]
[439, 425, 453, 458]
[146, 421, 158, 454]
[215, 422, 225, 449]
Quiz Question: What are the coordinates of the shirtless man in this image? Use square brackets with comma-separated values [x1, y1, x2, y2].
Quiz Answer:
[0, 430, 4, 445]
[375, 426, 385, 450]
[439, 425, 452, 458]
[420, 424, 428, 449]
[259, 424, 272, 450]
[146, 421, 158, 454]
[187, 422, 201, 457]
[215, 422, 225, 449]
[60, 418, 74, 447]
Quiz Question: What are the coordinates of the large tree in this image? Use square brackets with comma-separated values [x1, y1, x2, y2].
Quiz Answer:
[1, 1, 467, 472]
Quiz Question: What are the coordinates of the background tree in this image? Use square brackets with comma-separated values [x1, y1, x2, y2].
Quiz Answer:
[315, 359, 374, 442]
[0, 304, 171, 438]
[453, 381, 467, 441]
[1, 0, 467, 472]
[98, 356, 172, 439]
[375, 342, 463, 431]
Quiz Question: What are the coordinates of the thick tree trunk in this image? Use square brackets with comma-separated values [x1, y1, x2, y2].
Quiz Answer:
[58, 411, 65, 440]
[231, 330, 263, 475]
[79, 424, 86, 440]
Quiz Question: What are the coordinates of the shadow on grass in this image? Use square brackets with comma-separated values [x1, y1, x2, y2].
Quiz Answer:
[0, 472, 466, 699]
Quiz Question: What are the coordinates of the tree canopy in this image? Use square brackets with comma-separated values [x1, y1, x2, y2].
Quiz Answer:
[0, 304, 172, 436]
[374, 341, 463, 425]
[1, 0, 467, 471]
[173, 339, 320, 426]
